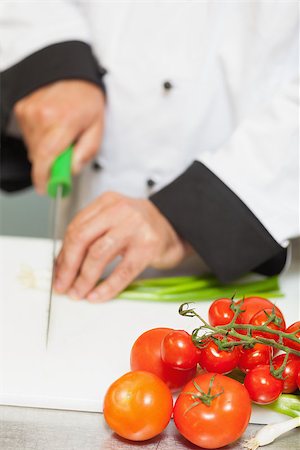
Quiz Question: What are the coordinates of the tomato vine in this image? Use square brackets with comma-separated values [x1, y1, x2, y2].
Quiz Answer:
[179, 300, 300, 364]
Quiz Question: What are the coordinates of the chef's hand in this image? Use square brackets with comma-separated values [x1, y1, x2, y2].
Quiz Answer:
[54, 192, 189, 302]
[14, 80, 105, 194]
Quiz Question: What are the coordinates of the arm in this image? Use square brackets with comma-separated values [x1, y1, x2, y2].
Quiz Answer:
[150, 3, 299, 283]
[151, 4, 299, 282]
[151, 77, 298, 282]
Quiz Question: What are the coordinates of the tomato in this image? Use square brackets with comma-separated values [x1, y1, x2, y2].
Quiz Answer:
[173, 373, 251, 449]
[283, 322, 300, 352]
[161, 330, 199, 370]
[273, 354, 300, 393]
[250, 308, 286, 342]
[297, 370, 300, 390]
[238, 343, 272, 372]
[244, 365, 283, 404]
[198, 335, 240, 374]
[103, 371, 173, 441]
[208, 298, 235, 326]
[237, 297, 277, 322]
[130, 328, 196, 390]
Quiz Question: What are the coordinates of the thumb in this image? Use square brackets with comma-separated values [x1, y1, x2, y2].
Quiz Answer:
[72, 120, 103, 175]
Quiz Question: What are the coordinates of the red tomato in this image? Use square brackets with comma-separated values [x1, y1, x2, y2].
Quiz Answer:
[272, 354, 300, 393]
[173, 373, 251, 449]
[208, 298, 235, 326]
[250, 308, 286, 342]
[161, 330, 199, 370]
[244, 365, 283, 404]
[283, 322, 300, 352]
[238, 344, 273, 373]
[103, 371, 173, 441]
[198, 335, 240, 374]
[237, 297, 277, 323]
[130, 328, 196, 390]
[297, 370, 300, 390]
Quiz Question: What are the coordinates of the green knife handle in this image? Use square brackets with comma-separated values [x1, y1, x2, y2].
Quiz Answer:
[47, 145, 73, 198]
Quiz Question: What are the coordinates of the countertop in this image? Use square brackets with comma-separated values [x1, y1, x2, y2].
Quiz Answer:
[1, 405, 299, 450]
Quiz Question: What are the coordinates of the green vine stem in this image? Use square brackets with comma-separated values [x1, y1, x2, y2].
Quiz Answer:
[179, 302, 300, 364]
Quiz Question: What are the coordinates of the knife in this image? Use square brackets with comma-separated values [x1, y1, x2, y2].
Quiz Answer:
[46, 145, 73, 347]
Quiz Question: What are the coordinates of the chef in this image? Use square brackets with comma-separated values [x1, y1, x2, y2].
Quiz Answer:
[0, 2, 298, 302]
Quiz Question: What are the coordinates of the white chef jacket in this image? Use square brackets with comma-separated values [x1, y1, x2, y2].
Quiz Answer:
[0, 1, 298, 281]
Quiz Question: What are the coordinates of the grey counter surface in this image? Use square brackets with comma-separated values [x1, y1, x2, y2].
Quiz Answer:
[1, 405, 299, 450]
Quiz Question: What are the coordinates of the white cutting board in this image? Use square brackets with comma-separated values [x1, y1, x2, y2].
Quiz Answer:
[0, 236, 299, 424]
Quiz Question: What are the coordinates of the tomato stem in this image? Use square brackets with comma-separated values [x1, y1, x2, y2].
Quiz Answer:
[183, 374, 224, 413]
[270, 352, 290, 379]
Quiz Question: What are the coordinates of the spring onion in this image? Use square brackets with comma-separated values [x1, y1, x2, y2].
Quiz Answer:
[263, 394, 300, 418]
[117, 274, 282, 302]
[243, 416, 300, 449]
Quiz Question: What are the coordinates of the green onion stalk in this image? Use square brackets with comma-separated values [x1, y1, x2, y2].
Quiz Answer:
[264, 394, 300, 418]
[117, 274, 282, 302]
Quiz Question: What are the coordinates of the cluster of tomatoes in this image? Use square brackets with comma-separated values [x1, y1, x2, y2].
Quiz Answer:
[208, 296, 300, 402]
[103, 296, 300, 449]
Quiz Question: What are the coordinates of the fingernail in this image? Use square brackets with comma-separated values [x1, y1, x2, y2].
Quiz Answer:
[73, 164, 82, 175]
[54, 279, 64, 292]
[72, 156, 83, 175]
[87, 291, 100, 301]
[68, 288, 81, 300]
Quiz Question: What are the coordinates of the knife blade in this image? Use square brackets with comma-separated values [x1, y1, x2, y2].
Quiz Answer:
[46, 146, 73, 347]
[46, 184, 62, 347]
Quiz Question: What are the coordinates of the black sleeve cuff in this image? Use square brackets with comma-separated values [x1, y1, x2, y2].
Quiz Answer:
[0, 135, 32, 192]
[150, 161, 287, 283]
[0, 40, 107, 129]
